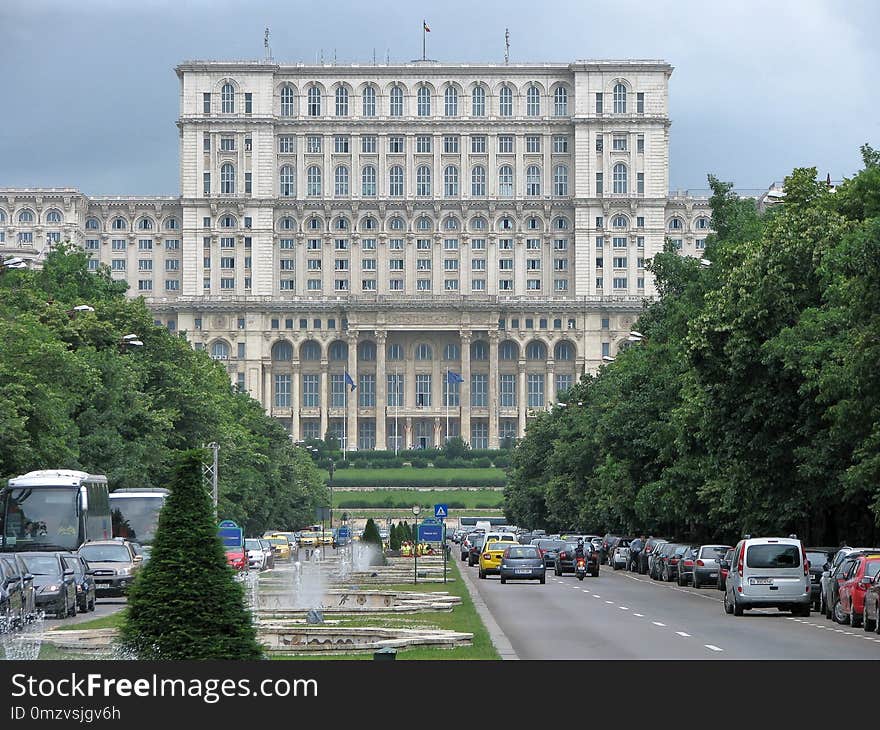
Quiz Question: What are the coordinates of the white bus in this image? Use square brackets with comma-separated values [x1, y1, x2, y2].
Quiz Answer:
[109, 488, 169, 546]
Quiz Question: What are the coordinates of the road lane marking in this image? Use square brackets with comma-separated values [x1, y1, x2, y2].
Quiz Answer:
[705, 644, 723, 652]
[583, 590, 590, 593]
[633, 613, 644, 617]
[619, 606, 629, 610]
[676, 631, 691, 637]
[593, 594, 600, 598]
[605, 600, 613, 604]
[652, 621, 666, 627]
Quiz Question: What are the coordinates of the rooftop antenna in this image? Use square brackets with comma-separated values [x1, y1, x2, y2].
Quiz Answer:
[373, 48, 376, 65]
[333, 48, 337, 65]
[264, 27, 272, 61]
[320, 48, 324, 64]
[505, 27, 510, 64]
[386, 49, 390, 64]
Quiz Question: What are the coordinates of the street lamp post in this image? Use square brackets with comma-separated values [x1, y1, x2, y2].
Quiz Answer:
[412, 504, 421, 585]
[327, 458, 335, 549]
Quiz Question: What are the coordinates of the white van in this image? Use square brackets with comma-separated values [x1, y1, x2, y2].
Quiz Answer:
[483, 531, 518, 549]
[723, 536, 811, 616]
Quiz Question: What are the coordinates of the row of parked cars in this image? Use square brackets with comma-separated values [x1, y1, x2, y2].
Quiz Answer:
[0, 538, 144, 631]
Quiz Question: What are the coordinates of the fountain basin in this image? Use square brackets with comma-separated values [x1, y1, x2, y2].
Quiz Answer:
[259, 624, 472, 654]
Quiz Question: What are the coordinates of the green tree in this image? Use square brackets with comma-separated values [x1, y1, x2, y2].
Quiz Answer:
[120, 450, 263, 659]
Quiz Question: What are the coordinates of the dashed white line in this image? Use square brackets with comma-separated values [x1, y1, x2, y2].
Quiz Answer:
[652, 621, 666, 627]
[619, 606, 629, 610]
[583, 590, 590, 593]
[633, 613, 644, 617]
[593, 594, 600, 598]
[705, 644, 723, 652]
[605, 600, 613, 604]
[676, 631, 691, 637]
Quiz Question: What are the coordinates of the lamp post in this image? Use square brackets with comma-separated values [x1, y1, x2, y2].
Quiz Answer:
[412, 504, 421, 585]
[327, 458, 335, 549]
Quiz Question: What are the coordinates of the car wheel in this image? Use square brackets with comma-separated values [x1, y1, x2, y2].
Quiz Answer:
[851, 609, 863, 629]
[555, 566, 561, 576]
[539, 575, 546, 585]
[591, 567, 599, 577]
[89, 595, 96, 612]
[677, 572, 686, 586]
[479, 570, 485, 579]
[833, 601, 848, 625]
[723, 591, 734, 615]
[500, 577, 506, 584]
[733, 595, 744, 616]
[862, 607, 876, 632]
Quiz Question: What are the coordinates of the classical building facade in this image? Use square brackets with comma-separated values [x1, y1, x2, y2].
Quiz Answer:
[1, 58, 712, 450]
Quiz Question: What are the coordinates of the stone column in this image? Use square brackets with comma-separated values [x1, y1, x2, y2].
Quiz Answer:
[319, 360, 329, 440]
[346, 333, 358, 453]
[518, 361, 527, 438]
[488, 332, 499, 449]
[262, 362, 271, 411]
[404, 417, 413, 450]
[459, 330, 472, 445]
[547, 360, 556, 408]
[433, 417, 442, 448]
[375, 331, 387, 450]
[291, 360, 300, 441]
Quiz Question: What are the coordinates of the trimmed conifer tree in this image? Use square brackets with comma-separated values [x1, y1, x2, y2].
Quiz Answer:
[361, 517, 383, 549]
[119, 449, 263, 659]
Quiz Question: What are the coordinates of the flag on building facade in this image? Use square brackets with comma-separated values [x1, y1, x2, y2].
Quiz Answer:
[423, 21, 431, 32]
[344, 372, 357, 391]
[446, 370, 464, 384]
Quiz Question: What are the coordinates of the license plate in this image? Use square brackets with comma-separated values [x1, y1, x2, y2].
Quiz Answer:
[750, 578, 772, 585]
[709, 572, 717, 578]
[515, 569, 532, 574]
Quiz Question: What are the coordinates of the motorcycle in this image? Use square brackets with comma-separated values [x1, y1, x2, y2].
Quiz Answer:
[575, 555, 587, 581]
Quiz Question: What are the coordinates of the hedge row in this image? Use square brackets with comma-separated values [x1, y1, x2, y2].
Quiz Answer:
[318, 455, 510, 470]
[326, 469, 506, 488]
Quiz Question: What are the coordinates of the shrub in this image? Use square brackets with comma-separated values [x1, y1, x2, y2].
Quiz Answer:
[475, 457, 492, 468]
[411, 458, 428, 469]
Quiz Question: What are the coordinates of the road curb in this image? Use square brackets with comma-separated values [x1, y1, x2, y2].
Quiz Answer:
[454, 552, 519, 660]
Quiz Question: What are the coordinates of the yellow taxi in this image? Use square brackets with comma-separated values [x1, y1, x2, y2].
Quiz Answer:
[478, 540, 508, 580]
[318, 530, 334, 546]
[263, 533, 292, 561]
[298, 531, 319, 548]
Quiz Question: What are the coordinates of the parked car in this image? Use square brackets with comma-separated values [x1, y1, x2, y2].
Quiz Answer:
[676, 545, 700, 586]
[245, 538, 269, 570]
[804, 549, 832, 610]
[651, 543, 680, 580]
[642, 538, 668, 576]
[611, 538, 634, 570]
[0, 555, 35, 622]
[599, 534, 619, 565]
[462, 531, 484, 562]
[499, 544, 546, 584]
[61, 554, 96, 613]
[0, 558, 26, 630]
[862, 569, 880, 633]
[690, 544, 733, 588]
[723, 536, 811, 617]
[717, 548, 734, 592]
[18, 552, 77, 619]
[258, 539, 276, 569]
[78, 540, 141, 597]
[467, 534, 487, 567]
[820, 547, 879, 617]
[833, 553, 880, 627]
[532, 539, 568, 569]
[626, 537, 645, 571]
[659, 544, 690, 582]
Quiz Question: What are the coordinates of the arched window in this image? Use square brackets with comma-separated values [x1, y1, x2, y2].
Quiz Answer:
[280, 86, 295, 116]
[499, 165, 514, 197]
[499, 85, 513, 116]
[280, 165, 295, 197]
[329, 341, 347, 361]
[46, 209, 62, 223]
[219, 214, 237, 228]
[444, 343, 460, 361]
[0, 210, 5, 223]
[612, 214, 629, 228]
[387, 343, 404, 360]
[307, 86, 321, 116]
[415, 343, 433, 361]
[85, 218, 100, 230]
[554, 217, 569, 230]
[527, 216, 542, 231]
[416, 165, 432, 196]
[211, 340, 230, 359]
[526, 165, 541, 196]
[526, 84, 540, 116]
[417, 86, 431, 116]
[553, 165, 568, 196]
[471, 216, 487, 231]
[554, 341, 574, 361]
[165, 217, 179, 230]
[443, 217, 459, 231]
[220, 163, 235, 194]
[18, 209, 35, 223]
[362, 85, 376, 116]
[696, 217, 710, 230]
[443, 165, 459, 197]
[334, 165, 349, 196]
[499, 216, 513, 230]
[416, 217, 432, 231]
[361, 166, 377, 196]
[334, 217, 349, 231]
[613, 82, 627, 114]
[613, 163, 628, 194]
[444, 86, 458, 116]
[668, 217, 683, 230]
[300, 341, 321, 361]
[472, 85, 486, 116]
[307, 166, 322, 196]
[221, 83, 235, 113]
[360, 217, 377, 231]
[307, 217, 323, 231]
[138, 217, 154, 230]
[471, 341, 488, 361]
[500, 341, 518, 360]
[358, 341, 377, 361]
[389, 216, 405, 231]
[526, 341, 547, 360]
[554, 86, 568, 116]
[389, 86, 403, 116]
[335, 86, 349, 116]
[112, 217, 127, 230]
[471, 166, 486, 197]
[278, 216, 295, 231]
[272, 341, 294, 361]
[389, 166, 404, 197]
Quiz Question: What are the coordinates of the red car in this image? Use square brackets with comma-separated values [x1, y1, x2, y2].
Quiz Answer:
[225, 548, 247, 571]
[862, 570, 880, 633]
[834, 554, 880, 627]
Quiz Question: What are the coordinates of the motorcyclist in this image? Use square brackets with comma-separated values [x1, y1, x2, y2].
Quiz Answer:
[574, 538, 587, 563]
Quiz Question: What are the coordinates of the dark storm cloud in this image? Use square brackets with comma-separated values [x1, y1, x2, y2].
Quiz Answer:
[1, 0, 877, 194]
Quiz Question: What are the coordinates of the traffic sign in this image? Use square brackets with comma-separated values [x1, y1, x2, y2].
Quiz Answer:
[418, 523, 444, 542]
[337, 526, 351, 539]
[434, 503, 448, 519]
[218, 519, 238, 528]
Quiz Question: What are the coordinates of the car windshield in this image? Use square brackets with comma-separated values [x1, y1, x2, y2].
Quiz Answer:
[866, 560, 880, 578]
[506, 547, 540, 559]
[79, 545, 132, 563]
[700, 546, 729, 559]
[245, 539, 261, 549]
[470, 536, 485, 548]
[63, 557, 83, 575]
[486, 542, 507, 552]
[21, 556, 59, 575]
[806, 552, 829, 567]
[673, 546, 689, 556]
[267, 537, 288, 546]
[746, 544, 800, 569]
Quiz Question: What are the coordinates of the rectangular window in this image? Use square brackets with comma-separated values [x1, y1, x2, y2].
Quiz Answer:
[220, 136, 235, 152]
[444, 279, 459, 291]
[613, 277, 628, 289]
[471, 279, 485, 291]
[554, 258, 568, 271]
[526, 238, 540, 250]
[637, 257, 645, 268]
[279, 279, 294, 290]
[637, 92, 645, 114]
[527, 279, 541, 290]
[526, 258, 541, 270]
[335, 239, 348, 251]
[613, 256, 627, 268]
[358, 374, 376, 407]
[389, 279, 403, 291]
[203, 217, 211, 228]
[278, 136, 295, 153]
[416, 374, 432, 407]
[498, 135, 514, 154]
[471, 238, 486, 251]
[85, 239, 100, 250]
[556, 374, 573, 397]
[554, 279, 568, 291]
[334, 279, 349, 291]
[388, 136, 405, 153]
[416, 239, 431, 251]
[307, 259, 321, 271]
[164, 279, 179, 291]
[416, 258, 431, 271]
[526, 135, 541, 153]
[443, 258, 459, 272]
[203, 92, 211, 114]
[471, 374, 488, 407]
[613, 134, 627, 151]
[637, 173, 644, 194]
[245, 173, 252, 194]
[695, 238, 706, 250]
[443, 135, 459, 154]
[334, 135, 350, 153]
[416, 279, 432, 291]
[596, 277, 603, 289]
[471, 421, 488, 449]
[307, 238, 320, 250]
[602, 342, 610, 357]
[596, 172, 603, 194]
[596, 236, 604, 249]
[416, 135, 432, 153]
[637, 236, 645, 248]
[553, 135, 568, 153]
[300, 374, 319, 407]
[596, 135, 604, 152]
[137, 279, 152, 291]
[220, 277, 235, 289]
[554, 238, 568, 251]
[596, 216, 604, 228]
[443, 377, 461, 407]
[334, 259, 349, 271]
[361, 258, 376, 272]
[361, 278, 376, 291]
[244, 137, 251, 152]
[387, 374, 404, 407]
[307, 279, 321, 290]
[165, 259, 180, 271]
[279, 258, 294, 271]
[527, 374, 545, 408]
[498, 239, 513, 250]
[303, 136, 321, 154]
[595, 92, 603, 114]
[471, 135, 486, 153]
[111, 259, 126, 271]
[244, 92, 252, 113]
[500, 374, 516, 407]
[388, 259, 404, 271]
[498, 279, 513, 291]
[203, 277, 211, 290]
[499, 258, 513, 271]
[637, 135, 645, 153]
[471, 258, 486, 272]
[203, 172, 211, 195]
[236, 342, 246, 359]
[220, 237, 235, 249]
[596, 257, 604, 269]
[330, 374, 347, 408]
[443, 238, 459, 251]
[636, 216, 645, 228]
[613, 237, 627, 248]
[361, 135, 377, 153]
[637, 276, 645, 288]
[203, 133, 210, 152]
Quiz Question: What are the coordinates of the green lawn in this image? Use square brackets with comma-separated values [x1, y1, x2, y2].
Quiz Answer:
[321, 467, 506, 488]
[274, 559, 499, 660]
[334, 487, 504, 510]
[53, 610, 127, 631]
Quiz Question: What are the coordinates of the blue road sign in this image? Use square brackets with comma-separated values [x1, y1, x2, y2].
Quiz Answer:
[218, 519, 238, 528]
[434, 504, 448, 519]
[418, 524, 444, 542]
[337, 526, 351, 539]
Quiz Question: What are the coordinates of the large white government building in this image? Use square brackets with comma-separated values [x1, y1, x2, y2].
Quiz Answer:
[1, 57, 712, 450]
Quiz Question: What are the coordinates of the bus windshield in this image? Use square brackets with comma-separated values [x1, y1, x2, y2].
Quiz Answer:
[1, 488, 79, 551]
[111, 495, 165, 544]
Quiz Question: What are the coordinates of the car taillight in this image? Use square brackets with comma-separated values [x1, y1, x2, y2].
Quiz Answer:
[684, 560, 694, 566]
[696, 560, 705, 567]
[560, 552, 567, 559]
[483, 554, 491, 560]
[737, 548, 744, 577]
[670, 558, 679, 565]
[802, 545, 809, 576]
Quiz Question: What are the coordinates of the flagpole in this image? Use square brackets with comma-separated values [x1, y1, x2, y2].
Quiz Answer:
[445, 370, 449, 444]
[343, 373, 347, 462]
[422, 20, 426, 61]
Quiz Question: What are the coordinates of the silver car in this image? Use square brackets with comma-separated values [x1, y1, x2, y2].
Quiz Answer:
[724, 537, 811, 616]
[692, 544, 733, 588]
[499, 544, 546, 584]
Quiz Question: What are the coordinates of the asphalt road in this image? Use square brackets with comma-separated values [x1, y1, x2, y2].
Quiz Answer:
[44, 596, 127, 627]
[462, 561, 880, 659]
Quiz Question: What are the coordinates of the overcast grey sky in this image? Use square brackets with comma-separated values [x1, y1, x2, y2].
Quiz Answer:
[2, 0, 877, 195]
